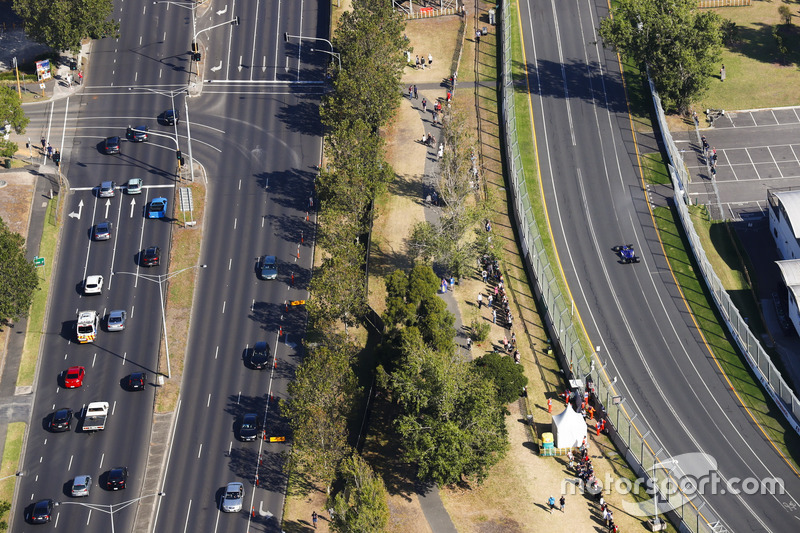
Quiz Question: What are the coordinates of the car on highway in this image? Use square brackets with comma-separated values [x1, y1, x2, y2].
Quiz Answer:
[148, 197, 167, 219]
[104, 136, 121, 154]
[164, 109, 179, 125]
[106, 467, 128, 490]
[84, 275, 103, 295]
[49, 408, 73, 432]
[141, 246, 160, 267]
[98, 180, 116, 197]
[613, 244, 640, 264]
[259, 255, 278, 280]
[127, 372, 147, 391]
[28, 499, 54, 523]
[238, 413, 259, 442]
[126, 125, 149, 142]
[126, 177, 143, 194]
[63, 366, 85, 388]
[93, 220, 112, 241]
[246, 341, 270, 370]
[221, 482, 244, 512]
[70, 475, 92, 497]
[107, 309, 127, 331]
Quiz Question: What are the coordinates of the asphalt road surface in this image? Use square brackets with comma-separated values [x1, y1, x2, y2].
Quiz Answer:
[517, 1, 800, 531]
[13, 0, 324, 531]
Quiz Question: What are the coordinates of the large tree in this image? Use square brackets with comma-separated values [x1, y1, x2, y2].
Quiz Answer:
[390, 333, 508, 485]
[13, 0, 119, 52]
[598, 0, 723, 113]
[473, 351, 529, 404]
[328, 453, 390, 533]
[281, 335, 360, 492]
[0, 218, 38, 327]
[0, 87, 29, 135]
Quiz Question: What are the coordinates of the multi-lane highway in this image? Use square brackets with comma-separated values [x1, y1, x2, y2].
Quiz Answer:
[518, 0, 800, 531]
[14, 0, 325, 531]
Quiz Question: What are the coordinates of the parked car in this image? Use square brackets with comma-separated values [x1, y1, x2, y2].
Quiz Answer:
[71, 475, 92, 497]
[107, 310, 127, 331]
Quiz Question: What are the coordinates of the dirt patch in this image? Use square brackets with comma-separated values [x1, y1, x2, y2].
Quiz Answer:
[403, 16, 464, 84]
[0, 170, 35, 237]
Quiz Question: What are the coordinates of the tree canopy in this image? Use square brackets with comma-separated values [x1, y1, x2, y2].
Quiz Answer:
[13, 0, 119, 52]
[0, 218, 38, 327]
[598, 0, 723, 113]
[390, 333, 508, 485]
[473, 351, 528, 404]
[329, 453, 390, 533]
[0, 87, 29, 135]
[281, 335, 360, 491]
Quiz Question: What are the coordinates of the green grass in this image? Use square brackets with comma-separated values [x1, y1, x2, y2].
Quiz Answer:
[640, 152, 671, 186]
[652, 205, 800, 466]
[0, 422, 25, 526]
[17, 197, 59, 387]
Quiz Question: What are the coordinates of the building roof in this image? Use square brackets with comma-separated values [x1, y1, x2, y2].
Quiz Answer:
[776, 260, 800, 299]
[773, 190, 800, 240]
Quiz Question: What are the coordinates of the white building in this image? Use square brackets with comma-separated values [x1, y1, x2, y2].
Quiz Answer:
[768, 189, 800, 260]
[775, 260, 800, 336]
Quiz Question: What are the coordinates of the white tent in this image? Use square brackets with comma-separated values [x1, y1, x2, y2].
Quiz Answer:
[552, 406, 587, 449]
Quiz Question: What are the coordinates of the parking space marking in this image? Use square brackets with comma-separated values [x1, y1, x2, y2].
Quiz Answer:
[745, 148, 762, 180]
[768, 147, 785, 178]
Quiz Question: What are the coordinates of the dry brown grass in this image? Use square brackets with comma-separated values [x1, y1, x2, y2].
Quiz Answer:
[155, 180, 206, 412]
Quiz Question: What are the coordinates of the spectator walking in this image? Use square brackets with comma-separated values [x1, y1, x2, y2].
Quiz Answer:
[413, 85, 418, 99]
[312, 511, 318, 528]
[720, 64, 726, 81]
[492, 309, 497, 324]
[47, 144, 53, 157]
[422, 98, 427, 113]
[559, 495, 565, 512]
[41, 137, 46, 151]
[547, 495, 556, 514]
[477, 293, 483, 308]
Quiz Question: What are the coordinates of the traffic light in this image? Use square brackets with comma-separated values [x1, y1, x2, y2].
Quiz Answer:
[191, 42, 198, 53]
[176, 150, 182, 161]
[192, 52, 201, 61]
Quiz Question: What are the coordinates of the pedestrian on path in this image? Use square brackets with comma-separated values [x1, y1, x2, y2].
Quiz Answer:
[559, 495, 565, 512]
[547, 495, 556, 514]
[408, 85, 413, 98]
[477, 293, 483, 308]
[466, 336, 472, 350]
[488, 294, 493, 308]
[413, 85, 418, 99]
[720, 64, 726, 81]
[422, 98, 427, 113]
[428, 53, 433, 66]
[41, 137, 46, 151]
[312, 511, 318, 528]
[47, 144, 53, 157]
[492, 309, 497, 324]
[481, 269, 487, 283]
[415, 55, 420, 69]
[475, 30, 481, 44]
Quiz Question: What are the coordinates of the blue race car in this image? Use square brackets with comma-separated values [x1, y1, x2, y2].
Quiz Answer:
[614, 244, 640, 264]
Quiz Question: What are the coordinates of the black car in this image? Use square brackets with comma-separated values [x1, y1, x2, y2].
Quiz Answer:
[239, 413, 259, 442]
[127, 372, 147, 391]
[104, 136, 121, 154]
[164, 109, 179, 126]
[141, 246, 160, 267]
[246, 341, 270, 370]
[29, 499, 54, 523]
[50, 408, 73, 432]
[106, 467, 128, 490]
[126, 125, 149, 142]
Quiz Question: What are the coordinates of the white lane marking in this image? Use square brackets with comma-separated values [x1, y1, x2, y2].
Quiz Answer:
[68, 455, 73, 470]
[54, 513, 59, 527]
[272, 0, 282, 80]
[215, 346, 219, 359]
[123, 351, 127, 365]
[82, 197, 99, 280]
[131, 305, 135, 318]
[233, 218, 237, 230]
[99, 453, 104, 469]
[207, 394, 212, 407]
[197, 444, 202, 458]
[237, 392, 241, 404]
[182, 500, 192, 533]
[228, 258, 232, 270]
[152, 400, 182, 528]
[92, 353, 96, 368]
[86, 509, 92, 524]
[112, 401, 117, 416]
[222, 301, 226, 314]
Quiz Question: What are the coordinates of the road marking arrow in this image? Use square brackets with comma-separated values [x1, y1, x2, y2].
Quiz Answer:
[262, 56, 266, 72]
[211, 61, 222, 72]
[104, 198, 111, 218]
[216, 5, 227, 15]
[129, 198, 136, 218]
[258, 501, 272, 518]
[68, 199, 84, 219]
[238, 55, 243, 72]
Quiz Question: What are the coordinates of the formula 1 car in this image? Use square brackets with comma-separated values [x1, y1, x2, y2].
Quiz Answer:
[613, 244, 640, 264]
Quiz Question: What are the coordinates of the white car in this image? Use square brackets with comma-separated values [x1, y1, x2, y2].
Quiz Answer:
[126, 178, 143, 195]
[221, 482, 244, 512]
[84, 275, 103, 295]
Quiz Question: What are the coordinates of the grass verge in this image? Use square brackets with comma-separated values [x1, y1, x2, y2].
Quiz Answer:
[652, 204, 800, 465]
[155, 181, 206, 413]
[17, 196, 59, 387]
[0, 423, 25, 526]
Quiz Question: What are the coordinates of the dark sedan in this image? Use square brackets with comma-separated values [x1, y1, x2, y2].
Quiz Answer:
[104, 136, 121, 154]
[126, 125, 149, 142]
[28, 499, 53, 523]
[238, 413, 259, 442]
[127, 372, 147, 391]
[141, 246, 160, 267]
[49, 408, 73, 432]
[106, 467, 128, 490]
[246, 341, 270, 370]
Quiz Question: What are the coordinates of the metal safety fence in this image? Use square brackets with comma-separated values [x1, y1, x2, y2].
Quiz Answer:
[498, 1, 724, 531]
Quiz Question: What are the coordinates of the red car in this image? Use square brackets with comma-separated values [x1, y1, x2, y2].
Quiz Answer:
[63, 366, 85, 388]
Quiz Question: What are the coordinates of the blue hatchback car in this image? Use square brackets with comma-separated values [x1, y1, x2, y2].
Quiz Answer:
[147, 197, 167, 219]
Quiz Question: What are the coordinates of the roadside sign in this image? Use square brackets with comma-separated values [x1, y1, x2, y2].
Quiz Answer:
[39, 83, 46, 90]
[269, 436, 286, 442]
[35, 59, 51, 81]
[290, 300, 306, 306]
[33, 256, 45, 267]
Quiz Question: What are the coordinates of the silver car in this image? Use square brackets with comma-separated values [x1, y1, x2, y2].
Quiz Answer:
[126, 178, 143, 195]
[221, 482, 244, 512]
[99, 181, 116, 198]
[107, 310, 126, 331]
[71, 475, 92, 497]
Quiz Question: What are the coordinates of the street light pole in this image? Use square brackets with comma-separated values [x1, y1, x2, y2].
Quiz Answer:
[285, 33, 341, 70]
[114, 265, 206, 379]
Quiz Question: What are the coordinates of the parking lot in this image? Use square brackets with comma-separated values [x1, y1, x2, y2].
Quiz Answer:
[673, 106, 800, 220]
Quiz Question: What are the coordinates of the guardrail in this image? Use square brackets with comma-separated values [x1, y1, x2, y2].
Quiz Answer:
[498, 1, 719, 531]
